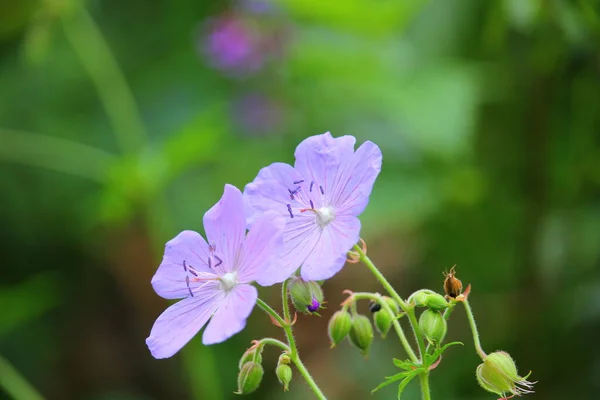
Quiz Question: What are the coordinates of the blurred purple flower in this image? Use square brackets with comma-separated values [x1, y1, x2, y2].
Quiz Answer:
[201, 13, 265, 76]
[244, 132, 382, 285]
[232, 92, 283, 135]
[146, 184, 285, 358]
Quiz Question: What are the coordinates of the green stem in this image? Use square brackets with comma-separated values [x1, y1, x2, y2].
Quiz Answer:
[0, 354, 45, 400]
[349, 292, 418, 362]
[291, 356, 327, 400]
[257, 338, 290, 352]
[61, 5, 147, 155]
[256, 299, 326, 399]
[462, 299, 487, 359]
[418, 373, 431, 400]
[354, 244, 431, 400]
[282, 278, 291, 323]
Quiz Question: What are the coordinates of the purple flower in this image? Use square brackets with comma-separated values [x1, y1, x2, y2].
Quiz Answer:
[146, 184, 285, 359]
[244, 132, 382, 285]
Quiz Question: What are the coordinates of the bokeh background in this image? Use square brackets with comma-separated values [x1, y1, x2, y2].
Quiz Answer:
[1, 0, 600, 399]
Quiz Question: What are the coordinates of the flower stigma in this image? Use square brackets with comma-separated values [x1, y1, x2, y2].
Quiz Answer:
[220, 272, 238, 292]
[315, 206, 335, 228]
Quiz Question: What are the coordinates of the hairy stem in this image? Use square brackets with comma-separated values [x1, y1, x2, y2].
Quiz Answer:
[462, 299, 487, 359]
[282, 278, 292, 323]
[354, 244, 431, 400]
[257, 338, 290, 352]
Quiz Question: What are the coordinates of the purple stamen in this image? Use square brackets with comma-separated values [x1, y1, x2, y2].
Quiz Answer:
[310, 181, 314, 192]
[214, 255, 223, 267]
[208, 257, 212, 269]
[293, 180, 304, 184]
[186, 276, 194, 297]
[188, 267, 198, 277]
[307, 298, 320, 313]
[310, 200, 314, 209]
[183, 260, 187, 272]
[287, 204, 294, 218]
[319, 185, 324, 195]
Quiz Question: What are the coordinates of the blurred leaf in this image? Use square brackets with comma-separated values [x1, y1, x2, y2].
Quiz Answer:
[0, 272, 62, 336]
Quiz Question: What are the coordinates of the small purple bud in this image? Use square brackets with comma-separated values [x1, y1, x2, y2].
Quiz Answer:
[307, 297, 320, 313]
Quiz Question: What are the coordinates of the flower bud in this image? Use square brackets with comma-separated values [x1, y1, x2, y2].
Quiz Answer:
[238, 346, 263, 370]
[236, 362, 263, 395]
[328, 310, 352, 347]
[288, 277, 324, 314]
[419, 309, 447, 345]
[411, 290, 449, 311]
[476, 351, 535, 398]
[348, 314, 374, 356]
[275, 355, 293, 392]
[372, 298, 398, 339]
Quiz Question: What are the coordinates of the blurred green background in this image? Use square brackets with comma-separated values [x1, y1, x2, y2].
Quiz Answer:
[1, 0, 600, 399]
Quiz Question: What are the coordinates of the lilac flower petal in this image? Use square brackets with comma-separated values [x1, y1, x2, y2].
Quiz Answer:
[237, 211, 286, 283]
[202, 284, 258, 345]
[329, 141, 382, 216]
[300, 215, 361, 281]
[244, 162, 304, 226]
[203, 184, 246, 273]
[293, 132, 356, 198]
[146, 281, 222, 358]
[255, 217, 322, 286]
[151, 230, 212, 299]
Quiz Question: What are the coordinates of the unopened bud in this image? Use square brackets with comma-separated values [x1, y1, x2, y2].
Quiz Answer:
[419, 309, 447, 345]
[328, 310, 352, 347]
[236, 362, 263, 395]
[411, 290, 449, 311]
[476, 351, 535, 398]
[288, 277, 324, 314]
[238, 346, 263, 369]
[348, 314, 374, 356]
[372, 297, 398, 338]
[275, 355, 293, 392]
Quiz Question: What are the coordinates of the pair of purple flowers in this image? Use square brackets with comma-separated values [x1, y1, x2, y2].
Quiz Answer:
[147, 132, 382, 358]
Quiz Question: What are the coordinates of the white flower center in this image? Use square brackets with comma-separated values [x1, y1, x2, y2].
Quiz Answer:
[315, 206, 335, 228]
[220, 272, 238, 292]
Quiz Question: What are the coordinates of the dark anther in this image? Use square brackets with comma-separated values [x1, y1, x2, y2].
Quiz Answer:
[288, 188, 295, 200]
[186, 276, 194, 297]
[188, 268, 198, 277]
[319, 185, 325, 195]
[293, 180, 304, 184]
[183, 260, 187, 271]
[287, 204, 294, 218]
[214, 255, 223, 267]
[310, 181, 314, 192]
[369, 301, 381, 313]
[208, 257, 212, 269]
[310, 200, 314, 209]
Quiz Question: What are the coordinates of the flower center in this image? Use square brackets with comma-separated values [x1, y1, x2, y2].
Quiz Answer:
[315, 206, 335, 228]
[219, 272, 238, 292]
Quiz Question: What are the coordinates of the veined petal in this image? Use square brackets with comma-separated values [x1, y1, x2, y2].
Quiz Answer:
[237, 211, 286, 283]
[255, 217, 322, 286]
[330, 141, 382, 216]
[146, 281, 222, 359]
[202, 284, 258, 345]
[293, 132, 356, 200]
[152, 230, 212, 299]
[203, 184, 246, 273]
[244, 162, 304, 226]
[300, 216, 361, 281]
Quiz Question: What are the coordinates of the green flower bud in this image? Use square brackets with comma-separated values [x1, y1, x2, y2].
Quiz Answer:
[288, 277, 324, 314]
[419, 309, 447, 345]
[276, 364, 293, 391]
[476, 351, 535, 398]
[348, 314, 374, 356]
[328, 310, 352, 347]
[372, 298, 398, 339]
[238, 346, 263, 370]
[236, 362, 264, 395]
[411, 290, 449, 311]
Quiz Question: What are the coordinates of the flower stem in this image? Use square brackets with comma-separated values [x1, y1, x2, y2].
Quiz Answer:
[257, 338, 290, 352]
[353, 244, 431, 400]
[282, 278, 292, 323]
[349, 292, 418, 362]
[256, 298, 327, 399]
[0, 354, 45, 400]
[462, 298, 487, 359]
